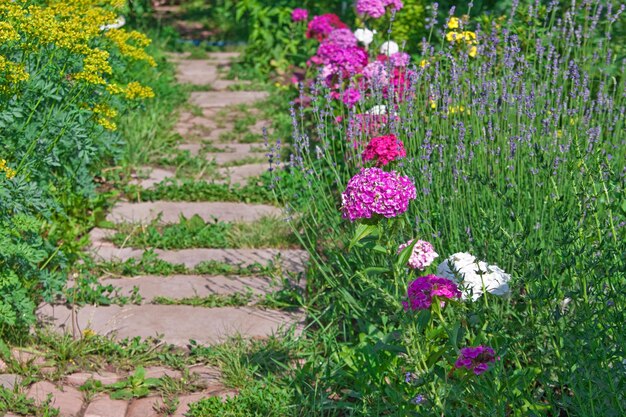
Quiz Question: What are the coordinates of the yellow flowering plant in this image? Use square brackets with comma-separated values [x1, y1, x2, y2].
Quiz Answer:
[0, 0, 159, 338]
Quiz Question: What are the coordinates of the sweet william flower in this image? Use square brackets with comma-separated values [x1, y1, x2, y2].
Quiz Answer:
[436, 252, 511, 301]
[291, 8, 308, 22]
[455, 346, 496, 375]
[341, 167, 416, 221]
[362, 134, 406, 166]
[403, 275, 461, 311]
[354, 28, 376, 47]
[380, 40, 399, 56]
[398, 239, 438, 270]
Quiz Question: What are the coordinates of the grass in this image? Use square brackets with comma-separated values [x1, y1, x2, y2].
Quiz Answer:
[123, 180, 276, 204]
[153, 292, 254, 308]
[109, 215, 298, 250]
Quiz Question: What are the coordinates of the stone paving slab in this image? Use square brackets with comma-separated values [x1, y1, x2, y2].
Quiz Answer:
[65, 371, 122, 386]
[100, 275, 276, 302]
[27, 381, 84, 417]
[37, 304, 303, 347]
[176, 60, 219, 85]
[0, 374, 22, 390]
[218, 163, 270, 185]
[128, 167, 175, 189]
[106, 201, 282, 224]
[84, 394, 127, 417]
[126, 396, 164, 417]
[190, 91, 268, 108]
[211, 79, 252, 91]
[90, 245, 308, 272]
[178, 143, 264, 156]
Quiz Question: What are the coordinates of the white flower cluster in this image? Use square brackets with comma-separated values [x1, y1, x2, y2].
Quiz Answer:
[100, 16, 126, 31]
[437, 252, 511, 301]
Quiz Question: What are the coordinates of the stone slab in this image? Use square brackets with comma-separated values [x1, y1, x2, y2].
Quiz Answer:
[211, 79, 252, 91]
[218, 163, 270, 185]
[27, 381, 84, 417]
[0, 374, 22, 390]
[129, 167, 175, 189]
[37, 304, 303, 348]
[84, 395, 127, 417]
[65, 371, 122, 386]
[190, 91, 268, 108]
[99, 275, 275, 302]
[176, 60, 219, 85]
[106, 201, 281, 224]
[90, 247, 308, 273]
[189, 365, 222, 387]
[143, 366, 181, 379]
[126, 396, 164, 417]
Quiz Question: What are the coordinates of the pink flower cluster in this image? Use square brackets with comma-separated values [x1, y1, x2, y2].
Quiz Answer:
[292, 8, 308, 22]
[341, 167, 416, 221]
[403, 275, 461, 311]
[306, 14, 347, 40]
[356, 0, 404, 19]
[342, 87, 361, 107]
[398, 239, 439, 270]
[314, 29, 368, 79]
[454, 346, 497, 375]
[362, 134, 406, 166]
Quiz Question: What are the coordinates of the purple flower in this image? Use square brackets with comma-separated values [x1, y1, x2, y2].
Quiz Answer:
[342, 88, 361, 108]
[403, 275, 461, 310]
[291, 8, 308, 22]
[356, 0, 386, 18]
[390, 52, 411, 67]
[454, 346, 496, 375]
[362, 61, 389, 85]
[398, 239, 438, 270]
[356, 0, 403, 18]
[306, 14, 347, 41]
[326, 28, 358, 48]
[341, 167, 416, 221]
[411, 394, 425, 404]
[315, 43, 368, 78]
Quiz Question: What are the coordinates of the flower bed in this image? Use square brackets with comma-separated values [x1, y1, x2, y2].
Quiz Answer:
[267, 1, 626, 415]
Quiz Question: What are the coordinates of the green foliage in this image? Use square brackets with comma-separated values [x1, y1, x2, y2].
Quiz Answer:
[108, 367, 161, 400]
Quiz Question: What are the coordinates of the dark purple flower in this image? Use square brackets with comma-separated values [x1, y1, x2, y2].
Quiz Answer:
[403, 275, 461, 310]
[454, 346, 496, 375]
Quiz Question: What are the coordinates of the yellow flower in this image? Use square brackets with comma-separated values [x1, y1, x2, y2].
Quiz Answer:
[0, 22, 20, 42]
[419, 59, 429, 68]
[105, 29, 156, 67]
[445, 31, 459, 43]
[124, 81, 155, 99]
[557, 130, 563, 138]
[462, 31, 477, 44]
[448, 17, 460, 29]
[0, 159, 17, 179]
[429, 100, 437, 109]
[73, 48, 112, 85]
[0, 55, 30, 87]
[469, 45, 478, 58]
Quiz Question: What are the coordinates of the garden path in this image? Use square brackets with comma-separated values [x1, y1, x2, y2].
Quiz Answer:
[17, 52, 305, 417]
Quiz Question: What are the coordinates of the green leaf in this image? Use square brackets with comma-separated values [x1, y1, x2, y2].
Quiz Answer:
[349, 224, 378, 251]
[363, 266, 391, 276]
[395, 239, 417, 270]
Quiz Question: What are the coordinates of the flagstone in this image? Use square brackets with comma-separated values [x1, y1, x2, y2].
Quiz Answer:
[218, 163, 270, 185]
[176, 60, 219, 85]
[106, 201, 282, 224]
[126, 396, 164, 417]
[65, 371, 122, 386]
[99, 275, 276, 302]
[84, 394, 127, 417]
[190, 91, 268, 108]
[27, 381, 84, 417]
[37, 304, 303, 348]
[0, 374, 22, 390]
[129, 167, 175, 189]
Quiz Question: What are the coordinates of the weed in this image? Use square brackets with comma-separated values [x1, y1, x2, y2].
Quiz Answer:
[153, 292, 254, 308]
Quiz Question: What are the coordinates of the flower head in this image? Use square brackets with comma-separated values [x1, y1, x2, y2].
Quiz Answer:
[342, 87, 361, 108]
[403, 275, 461, 311]
[326, 28, 358, 48]
[362, 134, 406, 166]
[436, 252, 511, 301]
[356, 0, 386, 18]
[448, 16, 460, 29]
[292, 8, 308, 22]
[380, 40, 399, 56]
[398, 239, 438, 270]
[455, 346, 496, 375]
[390, 52, 410, 67]
[306, 14, 347, 40]
[341, 167, 416, 221]
[354, 28, 376, 46]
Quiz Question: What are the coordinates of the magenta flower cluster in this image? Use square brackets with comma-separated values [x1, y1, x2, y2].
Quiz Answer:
[403, 275, 461, 311]
[362, 134, 406, 166]
[316, 33, 368, 78]
[341, 167, 416, 221]
[306, 14, 347, 40]
[342, 87, 362, 107]
[291, 8, 308, 22]
[454, 346, 497, 375]
[398, 239, 439, 270]
[356, 0, 404, 19]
